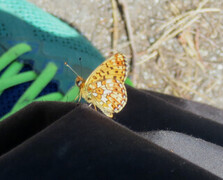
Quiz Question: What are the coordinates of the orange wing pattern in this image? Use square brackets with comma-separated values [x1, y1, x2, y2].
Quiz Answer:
[78, 53, 128, 118]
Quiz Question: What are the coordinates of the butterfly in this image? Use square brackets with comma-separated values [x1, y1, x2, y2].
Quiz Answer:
[65, 53, 128, 118]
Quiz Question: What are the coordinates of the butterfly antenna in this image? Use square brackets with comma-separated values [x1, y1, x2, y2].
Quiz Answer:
[79, 57, 83, 77]
[64, 62, 79, 77]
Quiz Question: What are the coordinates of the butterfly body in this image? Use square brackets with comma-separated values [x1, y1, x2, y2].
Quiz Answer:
[75, 53, 128, 118]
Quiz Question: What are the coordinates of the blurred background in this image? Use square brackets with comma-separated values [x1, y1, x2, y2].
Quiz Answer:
[28, 0, 223, 109]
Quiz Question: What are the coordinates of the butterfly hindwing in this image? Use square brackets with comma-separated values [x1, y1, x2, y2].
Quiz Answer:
[86, 78, 127, 117]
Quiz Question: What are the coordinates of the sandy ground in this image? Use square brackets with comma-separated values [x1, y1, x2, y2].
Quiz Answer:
[28, 0, 223, 109]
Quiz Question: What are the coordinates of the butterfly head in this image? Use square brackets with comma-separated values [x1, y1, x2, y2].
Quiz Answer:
[75, 76, 85, 88]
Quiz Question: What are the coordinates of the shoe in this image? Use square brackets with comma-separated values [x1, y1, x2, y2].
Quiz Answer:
[0, 0, 105, 120]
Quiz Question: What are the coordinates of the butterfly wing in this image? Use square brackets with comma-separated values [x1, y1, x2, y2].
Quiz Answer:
[87, 78, 127, 117]
[84, 53, 128, 117]
[85, 53, 128, 85]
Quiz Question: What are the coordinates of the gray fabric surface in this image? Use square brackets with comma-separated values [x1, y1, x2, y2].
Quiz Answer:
[141, 130, 223, 178]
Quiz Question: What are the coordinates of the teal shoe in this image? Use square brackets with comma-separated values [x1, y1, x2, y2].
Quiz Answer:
[0, 0, 133, 121]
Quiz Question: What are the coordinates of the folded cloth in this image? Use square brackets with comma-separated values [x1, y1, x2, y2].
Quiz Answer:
[0, 86, 222, 179]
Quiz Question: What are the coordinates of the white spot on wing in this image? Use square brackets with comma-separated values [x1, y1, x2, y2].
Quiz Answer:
[97, 81, 102, 87]
[101, 95, 107, 103]
[93, 93, 98, 96]
[106, 79, 112, 83]
[108, 103, 112, 108]
[104, 89, 112, 94]
[89, 84, 95, 89]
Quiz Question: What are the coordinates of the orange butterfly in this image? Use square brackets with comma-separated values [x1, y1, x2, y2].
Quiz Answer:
[65, 53, 128, 118]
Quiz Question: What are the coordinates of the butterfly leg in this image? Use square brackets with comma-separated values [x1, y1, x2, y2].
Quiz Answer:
[74, 95, 79, 102]
[78, 95, 82, 102]
[74, 94, 82, 103]
[88, 104, 97, 111]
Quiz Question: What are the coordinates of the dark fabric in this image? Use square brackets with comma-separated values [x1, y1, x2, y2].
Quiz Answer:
[0, 86, 222, 179]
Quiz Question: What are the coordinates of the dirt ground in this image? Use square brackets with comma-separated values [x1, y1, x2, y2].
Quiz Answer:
[28, 0, 223, 109]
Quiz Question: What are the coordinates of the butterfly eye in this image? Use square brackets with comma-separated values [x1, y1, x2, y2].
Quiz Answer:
[76, 80, 82, 87]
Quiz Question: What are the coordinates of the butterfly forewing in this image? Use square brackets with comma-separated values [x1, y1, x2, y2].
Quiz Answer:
[85, 53, 128, 85]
